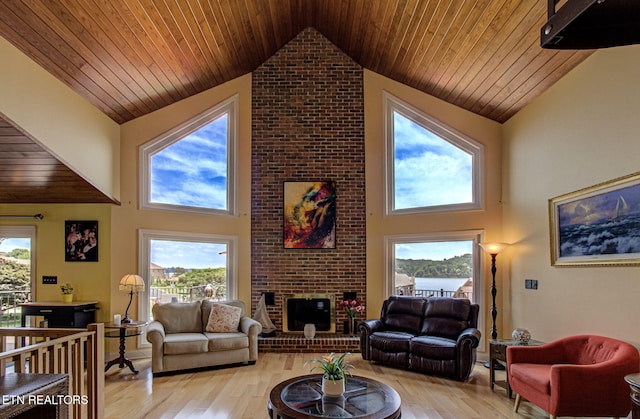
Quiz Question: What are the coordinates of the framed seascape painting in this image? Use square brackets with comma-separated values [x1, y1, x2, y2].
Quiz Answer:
[549, 172, 640, 266]
[283, 181, 336, 249]
[65, 220, 99, 262]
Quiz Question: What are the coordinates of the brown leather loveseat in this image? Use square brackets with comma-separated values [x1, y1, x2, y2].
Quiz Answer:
[359, 296, 481, 380]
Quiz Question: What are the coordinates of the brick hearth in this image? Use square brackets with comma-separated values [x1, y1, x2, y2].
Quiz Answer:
[258, 333, 360, 353]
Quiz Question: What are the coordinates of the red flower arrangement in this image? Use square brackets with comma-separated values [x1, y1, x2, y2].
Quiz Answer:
[341, 299, 365, 319]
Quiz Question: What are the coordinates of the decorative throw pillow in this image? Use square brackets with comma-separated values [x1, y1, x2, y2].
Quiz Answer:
[206, 303, 242, 333]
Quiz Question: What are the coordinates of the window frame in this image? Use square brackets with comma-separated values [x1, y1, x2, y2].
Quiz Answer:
[0, 226, 36, 300]
[384, 230, 486, 351]
[139, 95, 237, 216]
[136, 229, 238, 348]
[384, 92, 484, 215]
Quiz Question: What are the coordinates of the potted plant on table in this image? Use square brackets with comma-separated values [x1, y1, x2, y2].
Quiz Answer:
[306, 352, 354, 397]
[60, 282, 74, 303]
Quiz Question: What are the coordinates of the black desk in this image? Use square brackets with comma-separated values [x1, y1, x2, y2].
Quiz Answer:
[20, 301, 98, 328]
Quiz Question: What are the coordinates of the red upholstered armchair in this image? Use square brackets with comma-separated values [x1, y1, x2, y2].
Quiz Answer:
[507, 335, 640, 419]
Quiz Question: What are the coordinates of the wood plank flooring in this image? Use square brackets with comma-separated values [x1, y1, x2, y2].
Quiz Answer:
[104, 353, 621, 418]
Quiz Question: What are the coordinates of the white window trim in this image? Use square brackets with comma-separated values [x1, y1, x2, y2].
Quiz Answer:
[384, 230, 486, 352]
[0, 226, 36, 300]
[137, 229, 238, 348]
[139, 94, 238, 216]
[383, 91, 484, 215]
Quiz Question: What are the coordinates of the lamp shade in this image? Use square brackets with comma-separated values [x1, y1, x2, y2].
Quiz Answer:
[479, 242, 509, 255]
[119, 274, 145, 292]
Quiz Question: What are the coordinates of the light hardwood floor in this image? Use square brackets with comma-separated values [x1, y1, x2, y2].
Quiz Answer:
[103, 353, 617, 419]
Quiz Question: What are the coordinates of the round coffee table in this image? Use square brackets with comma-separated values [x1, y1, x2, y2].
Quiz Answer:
[268, 374, 401, 419]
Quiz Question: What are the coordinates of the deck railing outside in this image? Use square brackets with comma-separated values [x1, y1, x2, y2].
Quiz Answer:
[0, 290, 30, 327]
[0, 324, 105, 419]
[414, 288, 472, 299]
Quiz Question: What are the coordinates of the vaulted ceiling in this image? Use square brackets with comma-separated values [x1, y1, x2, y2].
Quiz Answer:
[0, 0, 594, 203]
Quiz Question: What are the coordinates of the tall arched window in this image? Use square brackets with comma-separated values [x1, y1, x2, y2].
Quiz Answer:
[384, 92, 484, 215]
[140, 95, 237, 216]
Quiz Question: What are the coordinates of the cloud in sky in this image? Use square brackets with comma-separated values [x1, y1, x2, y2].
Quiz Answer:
[393, 112, 472, 209]
[0, 238, 30, 252]
[396, 240, 473, 261]
[151, 240, 227, 269]
[151, 115, 228, 209]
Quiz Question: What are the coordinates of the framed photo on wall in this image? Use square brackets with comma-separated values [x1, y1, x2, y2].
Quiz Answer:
[549, 172, 640, 266]
[65, 220, 98, 262]
[283, 181, 336, 249]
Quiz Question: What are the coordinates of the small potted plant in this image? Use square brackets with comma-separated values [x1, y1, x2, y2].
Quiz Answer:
[305, 352, 354, 397]
[60, 282, 74, 303]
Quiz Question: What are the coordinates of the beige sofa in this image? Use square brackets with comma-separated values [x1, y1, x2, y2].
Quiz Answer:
[146, 299, 262, 375]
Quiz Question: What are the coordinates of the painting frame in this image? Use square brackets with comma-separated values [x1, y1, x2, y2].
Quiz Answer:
[65, 220, 99, 262]
[549, 172, 640, 267]
[283, 181, 336, 249]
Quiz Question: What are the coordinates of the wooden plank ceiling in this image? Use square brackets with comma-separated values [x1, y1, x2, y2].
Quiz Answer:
[0, 116, 116, 203]
[0, 0, 593, 204]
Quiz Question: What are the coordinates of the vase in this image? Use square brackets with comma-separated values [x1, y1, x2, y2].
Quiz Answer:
[322, 377, 345, 397]
[304, 323, 316, 339]
[62, 294, 73, 303]
[348, 318, 356, 336]
[512, 328, 531, 345]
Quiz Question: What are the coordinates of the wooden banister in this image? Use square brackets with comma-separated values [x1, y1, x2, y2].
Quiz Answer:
[0, 324, 104, 419]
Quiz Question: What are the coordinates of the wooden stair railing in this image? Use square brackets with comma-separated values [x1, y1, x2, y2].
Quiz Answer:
[0, 323, 105, 419]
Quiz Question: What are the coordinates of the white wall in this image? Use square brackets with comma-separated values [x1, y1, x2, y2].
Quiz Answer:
[0, 37, 120, 201]
[503, 44, 640, 346]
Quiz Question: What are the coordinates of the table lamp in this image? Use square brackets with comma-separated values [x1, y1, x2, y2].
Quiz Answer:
[119, 274, 145, 324]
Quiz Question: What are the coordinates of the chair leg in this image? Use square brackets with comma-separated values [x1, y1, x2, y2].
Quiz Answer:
[549, 416, 555, 419]
[513, 393, 521, 413]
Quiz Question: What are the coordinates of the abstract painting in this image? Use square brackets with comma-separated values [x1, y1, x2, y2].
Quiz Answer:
[283, 181, 336, 249]
[549, 172, 640, 266]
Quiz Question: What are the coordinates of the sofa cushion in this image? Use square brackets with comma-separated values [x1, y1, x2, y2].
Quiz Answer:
[205, 332, 249, 351]
[163, 333, 209, 355]
[383, 296, 427, 334]
[370, 331, 413, 353]
[153, 301, 202, 334]
[206, 303, 242, 333]
[421, 297, 470, 339]
[410, 335, 457, 360]
[201, 300, 246, 330]
[510, 363, 552, 395]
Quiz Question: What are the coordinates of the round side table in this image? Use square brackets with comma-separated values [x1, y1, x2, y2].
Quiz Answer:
[104, 321, 148, 374]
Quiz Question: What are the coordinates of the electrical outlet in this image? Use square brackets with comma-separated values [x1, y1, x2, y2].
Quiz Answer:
[42, 275, 57, 284]
[525, 279, 538, 289]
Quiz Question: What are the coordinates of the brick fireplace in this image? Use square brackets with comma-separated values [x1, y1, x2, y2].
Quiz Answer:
[251, 28, 366, 352]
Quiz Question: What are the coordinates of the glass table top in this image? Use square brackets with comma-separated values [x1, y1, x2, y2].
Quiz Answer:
[280, 376, 394, 418]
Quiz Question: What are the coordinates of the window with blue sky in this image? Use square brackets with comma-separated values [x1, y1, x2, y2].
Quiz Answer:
[141, 96, 237, 215]
[385, 93, 483, 214]
[385, 230, 483, 309]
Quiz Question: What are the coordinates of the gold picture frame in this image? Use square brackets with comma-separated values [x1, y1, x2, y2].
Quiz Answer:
[549, 172, 640, 266]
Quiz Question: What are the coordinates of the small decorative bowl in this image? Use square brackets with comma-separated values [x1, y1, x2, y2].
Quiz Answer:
[512, 328, 531, 345]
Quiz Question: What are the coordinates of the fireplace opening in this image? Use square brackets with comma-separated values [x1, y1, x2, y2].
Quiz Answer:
[283, 294, 335, 333]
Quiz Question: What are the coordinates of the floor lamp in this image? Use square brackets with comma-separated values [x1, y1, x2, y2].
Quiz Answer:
[479, 242, 508, 367]
[119, 274, 145, 324]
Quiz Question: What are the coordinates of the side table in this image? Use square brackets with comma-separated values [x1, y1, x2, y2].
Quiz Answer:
[490, 338, 544, 398]
[625, 373, 640, 419]
[104, 321, 148, 374]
